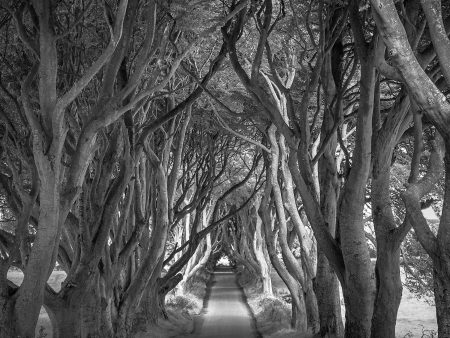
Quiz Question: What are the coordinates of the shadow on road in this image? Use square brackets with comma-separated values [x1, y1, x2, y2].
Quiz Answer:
[179, 267, 260, 338]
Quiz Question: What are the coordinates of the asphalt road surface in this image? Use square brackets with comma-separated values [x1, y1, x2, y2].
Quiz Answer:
[192, 268, 259, 338]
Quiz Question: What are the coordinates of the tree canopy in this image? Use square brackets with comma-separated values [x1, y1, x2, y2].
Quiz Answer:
[0, 1, 450, 337]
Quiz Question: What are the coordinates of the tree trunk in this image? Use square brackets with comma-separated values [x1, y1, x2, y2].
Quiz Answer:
[432, 150, 450, 338]
[52, 299, 107, 338]
[304, 277, 320, 333]
[240, 218, 262, 279]
[183, 233, 212, 285]
[261, 226, 305, 324]
[433, 266, 450, 337]
[370, 239, 402, 338]
[15, 171, 61, 337]
[254, 199, 272, 295]
[0, 261, 15, 338]
[290, 284, 308, 331]
[133, 273, 167, 332]
[370, 105, 411, 338]
[46, 277, 113, 338]
[116, 162, 170, 337]
[316, 76, 344, 336]
[339, 60, 376, 338]
[259, 154, 308, 333]
[0, 292, 14, 338]
[315, 252, 343, 338]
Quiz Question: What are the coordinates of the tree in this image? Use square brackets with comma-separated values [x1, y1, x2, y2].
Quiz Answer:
[370, 0, 450, 335]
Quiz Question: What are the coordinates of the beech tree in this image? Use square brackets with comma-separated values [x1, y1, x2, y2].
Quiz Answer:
[369, 0, 450, 335]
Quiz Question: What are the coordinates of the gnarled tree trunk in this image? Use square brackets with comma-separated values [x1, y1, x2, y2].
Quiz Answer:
[338, 58, 376, 338]
[315, 33, 344, 338]
[14, 171, 61, 337]
[44, 271, 113, 338]
[260, 151, 308, 333]
[433, 266, 450, 337]
[370, 88, 413, 338]
[253, 198, 272, 295]
[0, 261, 15, 338]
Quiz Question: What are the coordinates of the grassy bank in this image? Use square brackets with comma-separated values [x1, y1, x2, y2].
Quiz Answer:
[237, 267, 437, 338]
[134, 266, 212, 338]
[236, 266, 303, 338]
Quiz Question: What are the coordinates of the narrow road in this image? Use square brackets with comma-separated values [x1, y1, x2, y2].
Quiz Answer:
[190, 268, 259, 338]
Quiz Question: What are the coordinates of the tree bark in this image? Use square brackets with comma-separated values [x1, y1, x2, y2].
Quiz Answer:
[0, 261, 15, 338]
[260, 151, 308, 333]
[370, 239, 402, 338]
[338, 60, 376, 338]
[44, 272, 113, 338]
[432, 150, 450, 338]
[433, 266, 450, 337]
[133, 271, 167, 331]
[253, 198, 273, 295]
[370, 90, 412, 338]
[370, 2, 450, 336]
[314, 252, 343, 338]
[184, 233, 212, 283]
[116, 162, 170, 337]
[14, 172, 61, 337]
[316, 40, 344, 337]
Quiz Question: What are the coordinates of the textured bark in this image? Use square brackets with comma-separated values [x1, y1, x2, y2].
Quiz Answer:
[51, 294, 111, 338]
[260, 152, 308, 333]
[268, 127, 307, 288]
[400, 143, 447, 336]
[262, 212, 307, 332]
[239, 215, 262, 278]
[420, 0, 450, 86]
[14, 173, 61, 337]
[370, 90, 412, 338]
[253, 199, 272, 295]
[11, 0, 129, 335]
[315, 252, 343, 338]
[44, 271, 113, 338]
[370, 3, 450, 336]
[181, 211, 206, 290]
[184, 233, 212, 282]
[433, 267, 450, 337]
[0, 261, 15, 338]
[116, 163, 170, 337]
[316, 40, 344, 338]
[370, 240, 402, 338]
[133, 270, 167, 332]
[288, 152, 345, 283]
[338, 59, 375, 338]
[303, 272, 320, 333]
[224, 222, 260, 279]
[370, 0, 450, 141]
[432, 151, 450, 337]
[181, 244, 202, 290]
[269, 126, 319, 332]
[0, 292, 14, 338]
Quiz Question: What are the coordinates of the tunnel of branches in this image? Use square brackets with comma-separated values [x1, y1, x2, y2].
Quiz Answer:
[1, 0, 450, 337]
